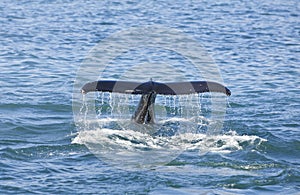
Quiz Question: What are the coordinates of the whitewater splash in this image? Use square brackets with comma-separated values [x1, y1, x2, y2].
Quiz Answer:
[72, 118, 266, 170]
[72, 93, 267, 169]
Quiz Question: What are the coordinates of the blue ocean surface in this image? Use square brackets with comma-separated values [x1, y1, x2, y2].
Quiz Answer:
[1, 0, 299, 194]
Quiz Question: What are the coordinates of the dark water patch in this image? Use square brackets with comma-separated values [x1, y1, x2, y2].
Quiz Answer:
[0, 185, 34, 195]
[0, 139, 38, 149]
[0, 143, 87, 162]
[260, 139, 300, 164]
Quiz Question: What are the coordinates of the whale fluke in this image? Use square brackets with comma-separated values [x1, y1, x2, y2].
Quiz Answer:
[81, 80, 231, 96]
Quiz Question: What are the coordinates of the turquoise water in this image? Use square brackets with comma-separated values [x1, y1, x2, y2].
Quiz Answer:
[1, 0, 299, 194]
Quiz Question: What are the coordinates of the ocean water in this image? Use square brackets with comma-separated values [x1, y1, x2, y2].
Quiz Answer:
[1, 0, 299, 194]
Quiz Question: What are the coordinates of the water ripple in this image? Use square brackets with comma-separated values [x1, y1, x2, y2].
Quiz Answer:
[0, 0, 299, 194]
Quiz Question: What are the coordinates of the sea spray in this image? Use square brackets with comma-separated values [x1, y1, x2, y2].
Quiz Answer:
[73, 91, 267, 170]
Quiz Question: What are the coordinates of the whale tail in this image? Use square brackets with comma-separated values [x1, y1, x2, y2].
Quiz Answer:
[81, 80, 231, 96]
[81, 80, 231, 124]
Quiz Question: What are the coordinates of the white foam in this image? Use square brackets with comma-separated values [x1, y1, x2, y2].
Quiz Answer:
[72, 128, 266, 155]
[72, 114, 267, 169]
[179, 130, 267, 155]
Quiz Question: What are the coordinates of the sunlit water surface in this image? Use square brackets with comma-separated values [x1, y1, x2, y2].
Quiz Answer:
[1, 0, 299, 194]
